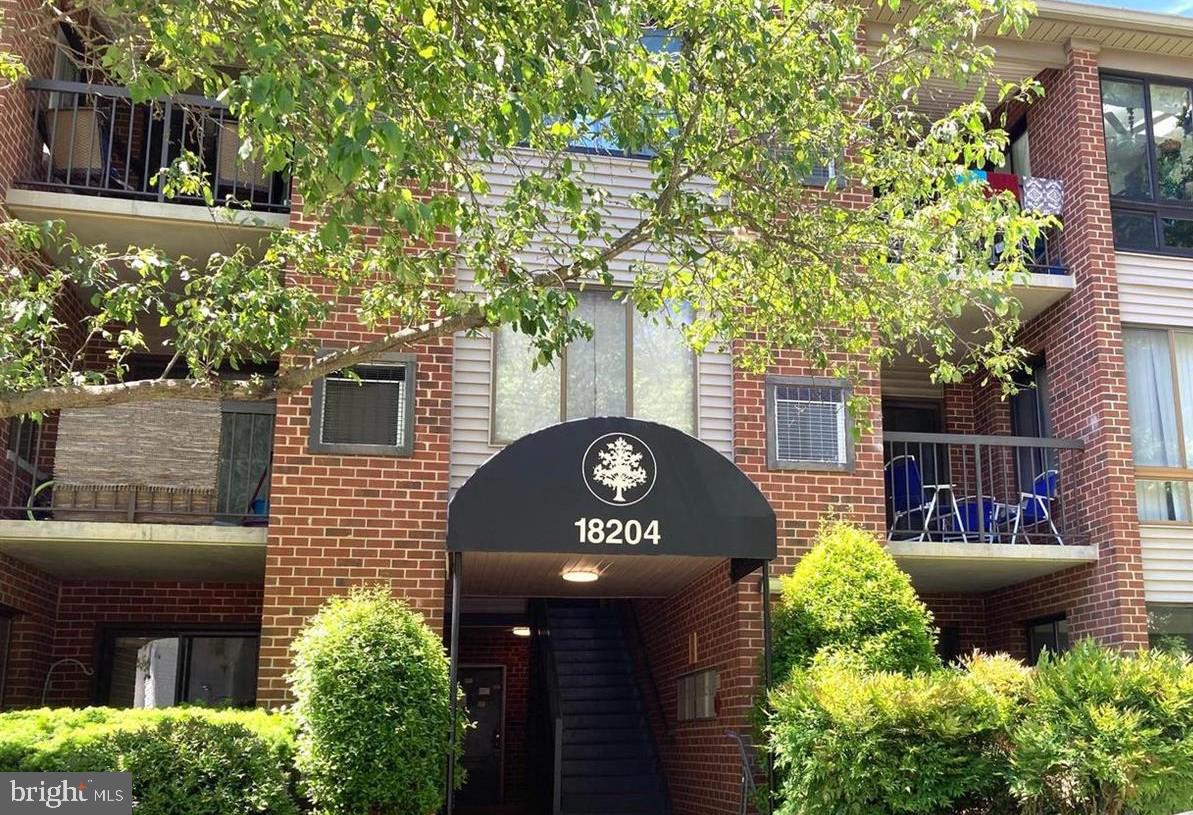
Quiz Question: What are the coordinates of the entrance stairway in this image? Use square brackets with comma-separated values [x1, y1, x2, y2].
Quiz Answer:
[545, 603, 671, 815]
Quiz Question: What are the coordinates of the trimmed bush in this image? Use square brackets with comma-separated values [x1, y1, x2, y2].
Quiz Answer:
[0, 706, 299, 815]
[288, 587, 467, 815]
[767, 652, 1030, 815]
[1010, 640, 1193, 815]
[771, 521, 939, 679]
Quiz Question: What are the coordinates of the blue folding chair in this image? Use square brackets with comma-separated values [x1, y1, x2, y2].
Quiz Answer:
[1010, 469, 1062, 545]
[884, 455, 967, 542]
[953, 496, 1001, 542]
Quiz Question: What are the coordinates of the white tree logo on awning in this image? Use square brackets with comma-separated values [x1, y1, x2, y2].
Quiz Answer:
[582, 432, 657, 506]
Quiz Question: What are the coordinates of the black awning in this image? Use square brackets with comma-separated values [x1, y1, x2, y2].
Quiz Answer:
[447, 417, 776, 561]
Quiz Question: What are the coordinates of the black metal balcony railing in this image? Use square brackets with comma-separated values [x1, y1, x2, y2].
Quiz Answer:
[18, 78, 290, 212]
[884, 432, 1084, 546]
[2, 404, 273, 527]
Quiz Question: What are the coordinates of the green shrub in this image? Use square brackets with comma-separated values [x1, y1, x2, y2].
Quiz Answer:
[288, 587, 467, 815]
[0, 706, 299, 815]
[772, 521, 939, 679]
[766, 652, 1029, 815]
[1010, 640, 1193, 815]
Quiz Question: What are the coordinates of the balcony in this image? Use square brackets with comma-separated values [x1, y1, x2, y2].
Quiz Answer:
[883, 432, 1098, 591]
[6, 79, 290, 263]
[0, 400, 272, 581]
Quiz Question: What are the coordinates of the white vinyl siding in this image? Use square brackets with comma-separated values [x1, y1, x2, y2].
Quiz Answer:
[450, 151, 733, 492]
[1117, 251, 1193, 327]
[1141, 525, 1193, 603]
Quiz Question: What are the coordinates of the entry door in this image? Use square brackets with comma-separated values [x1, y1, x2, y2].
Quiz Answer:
[457, 666, 505, 806]
[882, 399, 945, 495]
[1010, 364, 1054, 491]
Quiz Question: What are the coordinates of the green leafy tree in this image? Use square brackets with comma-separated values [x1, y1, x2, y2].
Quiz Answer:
[1010, 640, 1193, 815]
[771, 521, 940, 679]
[288, 587, 468, 815]
[0, 0, 1049, 418]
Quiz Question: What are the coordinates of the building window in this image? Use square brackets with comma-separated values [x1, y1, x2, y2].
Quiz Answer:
[765, 376, 851, 471]
[570, 28, 680, 157]
[1026, 616, 1069, 666]
[216, 401, 275, 518]
[1148, 604, 1193, 653]
[677, 668, 718, 721]
[309, 354, 416, 456]
[1101, 73, 1193, 254]
[5, 417, 40, 473]
[491, 292, 696, 443]
[1123, 327, 1193, 521]
[96, 628, 259, 708]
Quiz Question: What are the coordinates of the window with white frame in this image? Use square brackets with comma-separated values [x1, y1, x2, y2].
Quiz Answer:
[677, 668, 718, 721]
[765, 377, 851, 470]
[1123, 327, 1193, 521]
[310, 355, 416, 456]
[491, 291, 696, 443]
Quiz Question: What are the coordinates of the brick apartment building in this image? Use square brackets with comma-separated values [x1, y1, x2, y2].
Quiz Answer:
[2, 1, 1193, 813]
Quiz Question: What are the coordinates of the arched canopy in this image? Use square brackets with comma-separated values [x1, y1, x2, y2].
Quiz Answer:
[448, 417, 776, 562]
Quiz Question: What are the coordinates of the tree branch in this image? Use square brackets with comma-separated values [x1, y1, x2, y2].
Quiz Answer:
[0, 309, 487, 418]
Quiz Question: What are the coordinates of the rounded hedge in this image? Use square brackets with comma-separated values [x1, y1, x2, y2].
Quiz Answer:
[771, 521, 940, 680]
[0, 706, 299, 815]
[766, 652, 1030, 815]
[288, 587, 467, 815]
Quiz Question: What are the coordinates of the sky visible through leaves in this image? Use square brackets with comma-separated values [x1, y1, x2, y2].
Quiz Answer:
[1084, 0, 1193, 15]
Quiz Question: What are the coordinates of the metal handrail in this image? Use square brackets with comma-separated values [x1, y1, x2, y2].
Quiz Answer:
[627, 600, 672, 743]
[884, 431, 1083, 450]
[727, 730, 759, 815]
[25, 78, 227, 108]
[883, 432, 1084, 545]
[19, 77, 290, 211]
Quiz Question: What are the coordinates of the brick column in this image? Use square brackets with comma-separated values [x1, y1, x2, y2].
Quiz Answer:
[992, 41, 1147, 650]
[256, 194, 455, 705]
[0, 0, 53, 200]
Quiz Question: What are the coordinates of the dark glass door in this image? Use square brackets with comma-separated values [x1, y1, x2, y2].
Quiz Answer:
[457, 666, 505, 806]
[1011, 364, 1055, 491]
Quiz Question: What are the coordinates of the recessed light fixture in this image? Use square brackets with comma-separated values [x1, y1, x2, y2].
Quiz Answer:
[511, 626, 531, 638]
[561, 567, 600, 583]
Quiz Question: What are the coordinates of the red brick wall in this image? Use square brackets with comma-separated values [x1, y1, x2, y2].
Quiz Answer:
[257, 193, 455, 705]
[633, 561, 765, 815]
[921, 593, 988, 658]
[735, 351, 886, 574]
[458, 628, 529, 805]
[985, 43, 1147, 651]
[0, 552, 59, 708]
[44, 580, 263, 706]
[0, 0, 54, 199]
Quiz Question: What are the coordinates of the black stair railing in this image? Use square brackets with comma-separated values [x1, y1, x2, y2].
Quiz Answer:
[530, 601, 564, 815]
[626, 601, 673, 745]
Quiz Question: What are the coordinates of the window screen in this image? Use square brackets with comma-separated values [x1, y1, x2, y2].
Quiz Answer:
[313, 360, 414, 454]
[769, 382, 847, 466]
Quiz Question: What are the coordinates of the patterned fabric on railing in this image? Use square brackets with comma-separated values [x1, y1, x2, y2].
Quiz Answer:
[1022, 176, 1064, 215]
